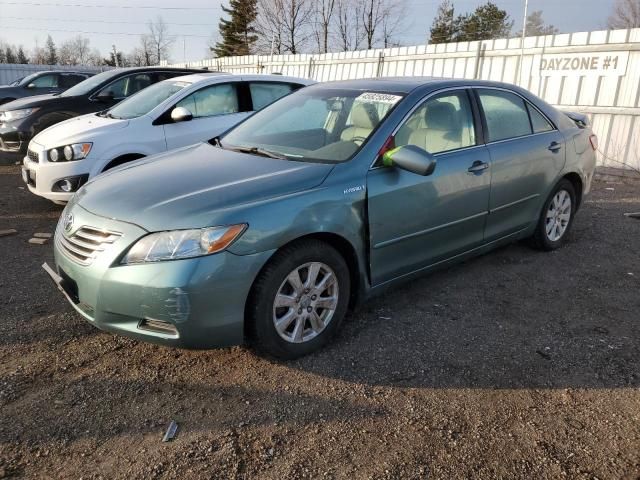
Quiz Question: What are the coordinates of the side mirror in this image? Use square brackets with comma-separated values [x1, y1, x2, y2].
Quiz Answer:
[26, 83, 36, 89]
[96, 91, 115, 102]
[382, 144, 437, 176]
[170, 106, 193, 123]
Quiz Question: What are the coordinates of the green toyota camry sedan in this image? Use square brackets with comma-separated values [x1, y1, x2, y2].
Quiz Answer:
[44, 77, 597, 359]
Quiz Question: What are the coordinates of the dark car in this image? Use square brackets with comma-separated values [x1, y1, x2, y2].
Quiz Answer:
[0, 67, 206, 161]
[0, 70, 94, 106]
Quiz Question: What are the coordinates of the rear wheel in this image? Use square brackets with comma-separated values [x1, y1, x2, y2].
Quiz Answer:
[531, 179, 576, 250]
[247, 239, 350, 359]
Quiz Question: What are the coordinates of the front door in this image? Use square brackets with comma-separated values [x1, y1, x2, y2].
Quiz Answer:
[163, 82, 250, 150]
[367, 89, 492, 285]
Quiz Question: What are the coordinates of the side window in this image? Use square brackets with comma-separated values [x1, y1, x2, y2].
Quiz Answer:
[30, 74, 58, 88]
[477, 89, 532, 142]
[59, 74, 86, 89]
[395, 90, 476, 154]
[249, 82, 293, 110]
[98, 74, 152, 100]
[176, 83, 239, 118]
[527, 103, 554, 134]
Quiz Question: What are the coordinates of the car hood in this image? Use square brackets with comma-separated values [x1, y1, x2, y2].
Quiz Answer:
[0, 86, 21, 97]
[0, 93, 67, 110]
[74, 143, 334, 232]
[32, 113, 129, 146]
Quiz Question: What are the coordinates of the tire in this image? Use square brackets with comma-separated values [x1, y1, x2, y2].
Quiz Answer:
[247, 239, 351, 359]
[531, 179, 576, 251]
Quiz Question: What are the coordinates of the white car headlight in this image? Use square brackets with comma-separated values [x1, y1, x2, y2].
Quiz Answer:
[47, 143, 92, 162]
[0, 107, 39, 122]
[121, 225, 247, 264]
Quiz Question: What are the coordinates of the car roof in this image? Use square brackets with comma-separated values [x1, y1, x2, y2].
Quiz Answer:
[168, 72, 315, 85]
[304, 77, 529, 94]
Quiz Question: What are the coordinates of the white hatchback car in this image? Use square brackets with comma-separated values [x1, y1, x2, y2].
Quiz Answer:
[22, 73, 314, 203]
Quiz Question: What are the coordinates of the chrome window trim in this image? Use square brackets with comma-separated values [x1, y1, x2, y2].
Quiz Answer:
[474, 85, 558, 143]
[369, 84, 559, 170]
[369, 86, 478, 170]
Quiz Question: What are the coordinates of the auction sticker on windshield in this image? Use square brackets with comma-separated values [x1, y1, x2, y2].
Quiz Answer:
[356, 92, 403, 105]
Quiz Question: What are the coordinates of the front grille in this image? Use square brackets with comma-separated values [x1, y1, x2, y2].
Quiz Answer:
[27, 149, 39, 162]
[56, 224, 122, 266]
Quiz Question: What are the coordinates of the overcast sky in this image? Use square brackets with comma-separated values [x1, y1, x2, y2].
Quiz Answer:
[0, 0, 618, 63]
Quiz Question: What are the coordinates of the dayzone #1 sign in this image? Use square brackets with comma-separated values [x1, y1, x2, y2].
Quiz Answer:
[534, 51, 629, 77]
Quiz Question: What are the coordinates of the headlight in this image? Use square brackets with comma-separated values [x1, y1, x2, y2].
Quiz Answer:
[0, 107, 39, 122]
[47, 143, 92, 162]
[121, 224, 247, 264]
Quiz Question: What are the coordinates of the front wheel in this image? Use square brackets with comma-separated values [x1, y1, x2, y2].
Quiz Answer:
[531, 179, 576, 251]
[247, 239, 351, 359]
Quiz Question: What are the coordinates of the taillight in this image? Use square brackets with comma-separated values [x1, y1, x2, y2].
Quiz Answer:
[378, 136, 395, 157]
[589, 134, 598, 151]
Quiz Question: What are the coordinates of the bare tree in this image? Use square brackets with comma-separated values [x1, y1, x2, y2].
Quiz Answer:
[312, 0, 336, 53]
[255, 0, 314, 54]
[148, 15, 175, 64]
[334, 0, 364, 51]
[361, 0, 384, 49]
[607, 0, 640, 28]
[58, 35, 91, 65]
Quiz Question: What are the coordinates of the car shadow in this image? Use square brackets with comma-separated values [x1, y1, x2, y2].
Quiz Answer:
[287, 240, 640, 390]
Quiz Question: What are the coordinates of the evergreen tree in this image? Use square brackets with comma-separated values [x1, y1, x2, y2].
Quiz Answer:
[5, 46, 17, 64]
[518, 10, 559, 36]
[0, 48, 5, 64]
[45, 35, 58, 65]
[213, 0, 258, 58]
[430, 0, 455, 44]
[453, 1, 513, 42]
[17, 46, 29, 64]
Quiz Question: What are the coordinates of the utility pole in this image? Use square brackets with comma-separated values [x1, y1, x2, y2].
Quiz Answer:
[518, 0, 529, 85]
[183, 37, 186, 65]
[112, 44, 119, 67]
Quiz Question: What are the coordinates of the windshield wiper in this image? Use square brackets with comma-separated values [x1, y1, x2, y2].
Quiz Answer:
[228, 145, 286, 159]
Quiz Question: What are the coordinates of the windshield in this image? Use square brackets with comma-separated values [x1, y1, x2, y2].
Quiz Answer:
[60, 69, 116, 97]
[106, 80, 189, 119]
[221, 88, 404, 163]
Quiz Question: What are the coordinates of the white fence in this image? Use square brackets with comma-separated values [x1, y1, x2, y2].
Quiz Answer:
[0, 64, 110, 86]
[175, 28, 640, 171]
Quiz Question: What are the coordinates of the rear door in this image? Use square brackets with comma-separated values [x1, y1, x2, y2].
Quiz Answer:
[367, 88, 492, 285]
[475, 88, 565, 241]
[163, 82, 251, 150]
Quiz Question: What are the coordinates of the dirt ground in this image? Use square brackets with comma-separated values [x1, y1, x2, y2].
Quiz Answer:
[0, 164, 639, 479]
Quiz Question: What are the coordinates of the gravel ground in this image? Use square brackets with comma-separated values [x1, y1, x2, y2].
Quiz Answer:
[1, 165, 639, 479]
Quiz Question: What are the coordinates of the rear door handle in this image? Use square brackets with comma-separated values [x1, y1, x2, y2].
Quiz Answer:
[468, 161, 489, 174]
[548, 141, 562, 152]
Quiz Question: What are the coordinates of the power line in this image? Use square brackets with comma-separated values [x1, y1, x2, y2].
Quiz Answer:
[1, 15, 215, 27]
[0, 1, 220, 9]
[0, 25, 212, 38]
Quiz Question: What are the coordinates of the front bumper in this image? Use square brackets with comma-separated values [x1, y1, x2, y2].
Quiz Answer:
[47, 204, 274, 349]
[22, 143, 90, 202]
[0, 121, 30, 154]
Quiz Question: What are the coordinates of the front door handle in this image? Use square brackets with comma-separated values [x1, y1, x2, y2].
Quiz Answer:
[548, 141, 562, 152]
[468, 161, 489, 174]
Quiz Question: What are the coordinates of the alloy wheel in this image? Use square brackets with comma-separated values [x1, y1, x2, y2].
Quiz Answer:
[545, 189, 572, 242]
[272, 262, 339, 343]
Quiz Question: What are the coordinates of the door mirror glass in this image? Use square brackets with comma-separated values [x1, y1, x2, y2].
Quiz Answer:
[26, 83, 36, 89]
[170, 106, 193, 123]
[383, 144, 436, 176]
